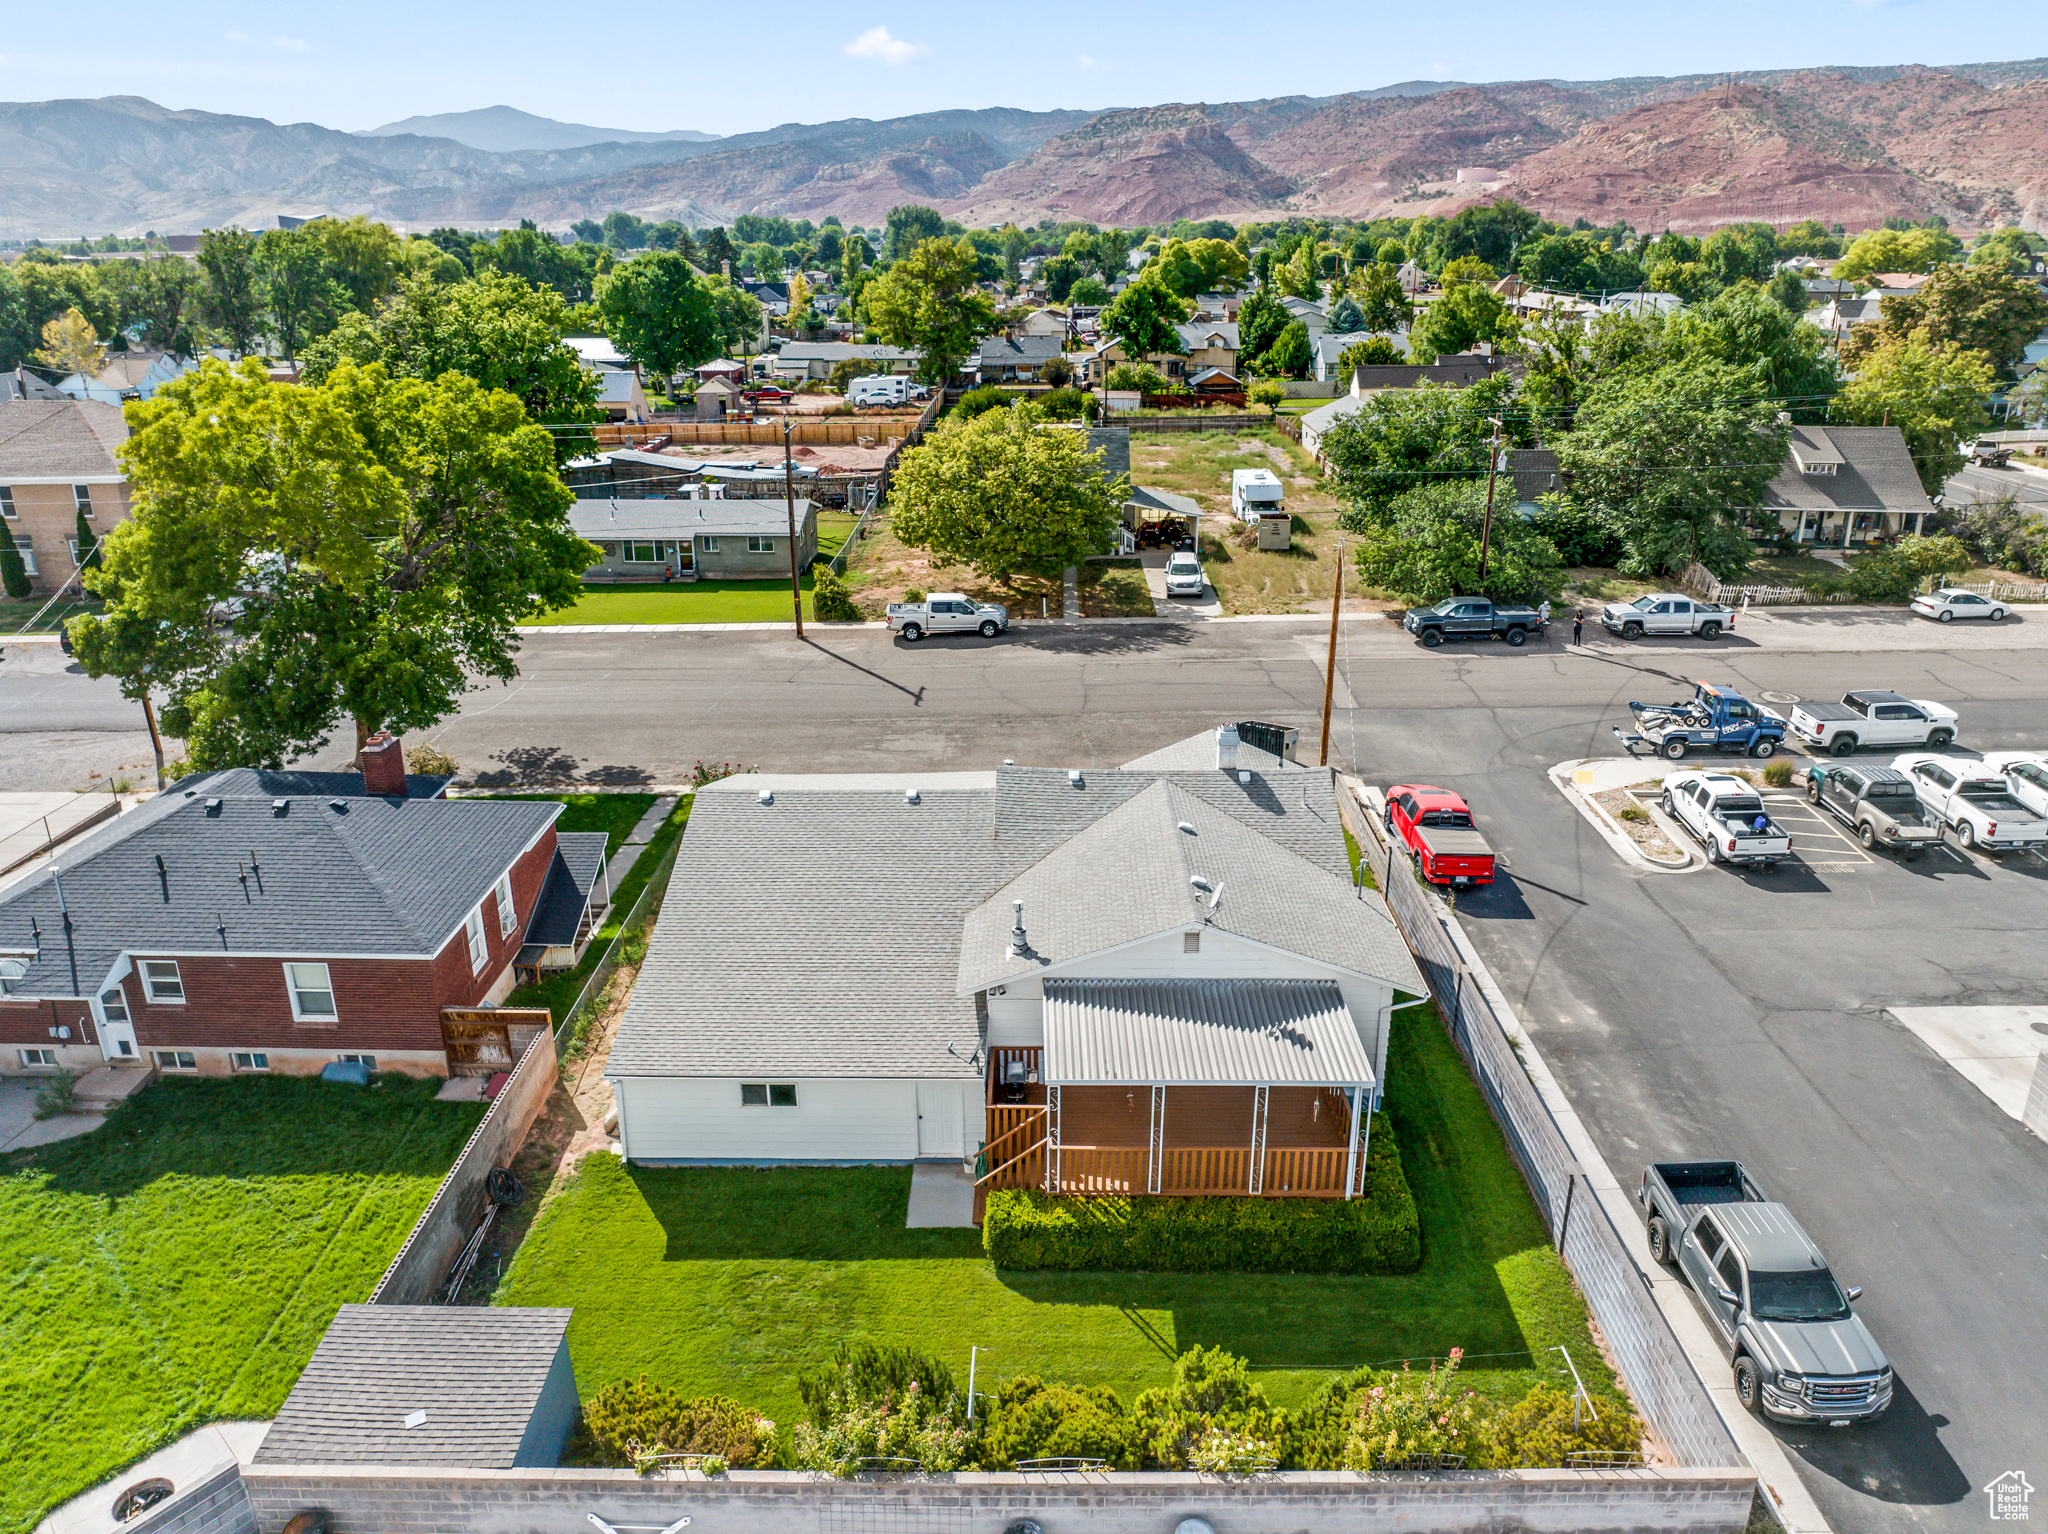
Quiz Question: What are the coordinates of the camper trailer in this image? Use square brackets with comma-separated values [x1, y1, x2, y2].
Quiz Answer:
[1231, 467, 1291, 549]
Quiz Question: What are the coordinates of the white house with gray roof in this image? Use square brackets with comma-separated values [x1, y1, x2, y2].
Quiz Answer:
[605, 729, 1421, 1211]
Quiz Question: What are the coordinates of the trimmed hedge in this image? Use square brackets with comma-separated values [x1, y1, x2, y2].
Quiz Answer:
[983, 1111, 1420, 1274]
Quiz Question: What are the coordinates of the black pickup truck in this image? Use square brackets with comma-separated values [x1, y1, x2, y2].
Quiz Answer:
[1402, 597, 1549, 648]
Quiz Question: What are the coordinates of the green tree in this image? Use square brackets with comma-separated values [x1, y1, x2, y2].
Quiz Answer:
[1664, 283, 1838, 419]
[1406, 283, 1505, 360]
[1555, 360, 1789, 579]
[1068, 275, 1111, 307]
[1349, 479, 1562, 603]
[1766, 268, 1808, 316]
[1264, 319, 1313, 379]
[1347, 262, 1413, 334]
[597, 252, 722, 388]
[703, 275, 765, 356]
[108, 257, 205, 357]
[883, 205, 947, 262]
[197, 227, 264, 357]
[699, 226, 739, 273]
[299, 273, 600, 463]
[1249, 378, 1286, 417]
[1275, 240, 1321, 300]
[1324, 295, 1364, 335]
[864, 237, 999, 384]
[35, 308, 106, 380]
[1106, 362, 1170, 394]
[1834, 225, 1962, 283]
[1099, 278, 1191, 370]
[315, 215, 403, 312]
[1093, 228, 1134, 285]
[1000, 224, 1028, 285]
[1336, 336, 1405, 372]
[74, 506, 98, 573]
[1438, 256, 1497, 287]
[255, 227, 344, 364]
[1236, 288, 1290, 364]
[77, 359, 597, 769]
[0, 537, 28, 599]
[475, 224, 604, 302]
[1967, 227, 2039, 275]
[1321, 375, 1517, 512]
[1839, 262, 2048, 381]
[1831, 336, 1994, 496]
[890, 403, 1126, 579]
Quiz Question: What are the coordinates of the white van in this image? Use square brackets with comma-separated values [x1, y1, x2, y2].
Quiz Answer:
[848, 374, 909, 406]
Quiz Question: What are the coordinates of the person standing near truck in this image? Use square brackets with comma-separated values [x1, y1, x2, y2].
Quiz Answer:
[1572, 607, 1584, 646]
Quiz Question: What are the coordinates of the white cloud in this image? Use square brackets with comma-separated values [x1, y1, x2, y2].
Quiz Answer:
[1077, 53, 1111, 73]
[223, 29, 251, 44]
[274, 35, 312, 53]
[843, 26, 927, 65]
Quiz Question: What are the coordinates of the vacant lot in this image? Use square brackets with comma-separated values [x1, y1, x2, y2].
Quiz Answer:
[0, 1075, 484, 1534]
[495, 1005, 1620, 1435]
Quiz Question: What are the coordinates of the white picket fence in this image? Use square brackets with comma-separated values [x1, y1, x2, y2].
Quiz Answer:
[1679, 562, 1852, 605]
[1945, 580, 2048, 602]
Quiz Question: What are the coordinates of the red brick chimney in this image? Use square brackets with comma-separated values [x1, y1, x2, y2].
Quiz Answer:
[360, 731, 407, 797]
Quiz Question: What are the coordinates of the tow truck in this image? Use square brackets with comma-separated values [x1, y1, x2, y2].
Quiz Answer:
[1613, 682, 1786, 761]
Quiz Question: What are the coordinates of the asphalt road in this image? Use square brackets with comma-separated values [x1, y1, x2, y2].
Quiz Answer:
[1943, 461, 2048, 512]
[5, 611, 2047, 1531]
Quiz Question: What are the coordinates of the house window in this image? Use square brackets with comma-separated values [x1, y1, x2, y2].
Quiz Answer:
[100, 986, 130, 1024]
[231, 1051, 270, 1072]
[465, 906, 489, 973]
[10, 536, 33, 577]
[285, 962, 337, 1020]
[700, 536, 720, 554]
[142, 960, 184, 1003]
[154, 1050, 197, 1072]
[18, 1048, 57, 1068]
[73, 485, 94, 518]
[495, 872, 517, 938]
[740, 1083, 798, 1107]
[746, 536, 774, 553]
[0, 487, 14, 519]
[338, 1053, 377, 1071]
[1184, 930, 1201, 953]
[1800, 460, 1837, 476]
[625, 541, 665, 563]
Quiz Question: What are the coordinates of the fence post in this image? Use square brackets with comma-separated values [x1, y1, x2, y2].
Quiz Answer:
[1556, 1165, 1580, 1249]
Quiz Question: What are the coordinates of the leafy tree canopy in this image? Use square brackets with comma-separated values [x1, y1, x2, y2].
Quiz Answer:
[597, 252, 723, 382]
[1100, 278, 1191, 364]
[1406, 282, 1507, 361]
[1347, 479, 1562, 605]
[1831, 336, 1994, 496]
[1833, 225, 1962, 282]
[864, 237, 999, 383]
[889, 403, 1127, 580]
[1839, 262, 2048, 381]
[883, 204, 948, 262]
[1319, 374, 1519, 514]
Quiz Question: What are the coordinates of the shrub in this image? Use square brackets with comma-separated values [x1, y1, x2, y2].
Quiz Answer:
[1038, 385, 1092, 421]
[688, 760, 754, 787]
[811, 566, 862, 621]
[791, 1384, 970, 1477]
[1761, 759, 1795, 788]
[404, 743, 459, 777]
[1616, 804, 1647, 823]
[949, 385, 1015, 424]
[583, 1378, 774, 1469]
[983, 1113, 1419, 1273]
[1341, 1349, 1493, 1469]
[1526, 500, 1623, 567]
[1, 538, 30, 599]
[797, 1341, 960, 1428]
[1106, 362, 1170, 393]
[1485, 1383, 1641, 1467]
[33, 1074, 78, 1120]
[1125, 1347, 1288, 1470]
[975, 1377, 1136, 1469]
[1040, 355, 1073, 388]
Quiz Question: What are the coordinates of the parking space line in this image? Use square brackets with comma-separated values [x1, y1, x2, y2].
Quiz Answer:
[1765, 795, 1876, 862]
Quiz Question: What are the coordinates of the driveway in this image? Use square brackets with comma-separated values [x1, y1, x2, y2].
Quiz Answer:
[1138, 549, 1223, 619]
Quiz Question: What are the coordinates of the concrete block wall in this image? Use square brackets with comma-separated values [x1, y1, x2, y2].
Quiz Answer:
[242, 1465, 1757, 1534]
[367, 1028, 560, 1304]
[129, 1464, 257, 1534]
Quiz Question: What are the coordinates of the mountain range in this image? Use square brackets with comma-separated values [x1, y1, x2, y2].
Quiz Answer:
[2, 59, 2045, 239]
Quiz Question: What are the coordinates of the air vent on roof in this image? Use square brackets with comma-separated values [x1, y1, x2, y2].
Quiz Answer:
[1177, 821, 1195, 834]
[757, 789, 774, 805]
[271, 799, 288, 816]
[402, 1409, 428, 1430]
[1068, 770, 1083, 787]
[905, 788, 920, 804]
[329, 799, 348, 813]
[1189, 875, 1212, 892]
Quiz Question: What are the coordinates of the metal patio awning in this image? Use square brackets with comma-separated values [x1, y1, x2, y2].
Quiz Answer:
[1042, 978, 1374, 1087]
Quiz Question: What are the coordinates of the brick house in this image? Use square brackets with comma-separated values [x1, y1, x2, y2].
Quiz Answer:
[0, 738, 609, 1080]
[0, 399, 133, 595]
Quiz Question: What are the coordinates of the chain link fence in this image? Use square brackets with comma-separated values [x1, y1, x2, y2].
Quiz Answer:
[555, 835, 682, 1061]
[1351, 788, 1742, 1471]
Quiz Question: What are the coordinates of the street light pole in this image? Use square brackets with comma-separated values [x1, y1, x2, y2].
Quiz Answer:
[1477, 416, 1504, 585]
[783, 421, 804, 639]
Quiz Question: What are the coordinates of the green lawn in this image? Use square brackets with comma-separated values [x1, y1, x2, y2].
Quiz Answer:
[528, 513, 862, 627]
[495, 1005, 1618, 1430]
[474, 792, 657, 857]
[0, 594, 101, 635]
[0, 1076, 485, 1534]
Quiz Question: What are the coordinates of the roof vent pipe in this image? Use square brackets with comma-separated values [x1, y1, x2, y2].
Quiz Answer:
[1216, 724, 1240, 772]
[1009, 899, 1028, 956]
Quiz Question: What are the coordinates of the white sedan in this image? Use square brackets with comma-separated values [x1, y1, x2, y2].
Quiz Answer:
[1910, 588, 2009, 623]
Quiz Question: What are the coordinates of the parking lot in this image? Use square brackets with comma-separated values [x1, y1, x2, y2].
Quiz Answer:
[1344, 648, 2048, 1534]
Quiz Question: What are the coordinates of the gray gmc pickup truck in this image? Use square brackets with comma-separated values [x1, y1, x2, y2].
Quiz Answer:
[1641, 1161, 1891, 1425]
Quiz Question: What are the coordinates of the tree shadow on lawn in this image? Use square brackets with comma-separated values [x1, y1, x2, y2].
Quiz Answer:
[29, 1074, 485, 1197]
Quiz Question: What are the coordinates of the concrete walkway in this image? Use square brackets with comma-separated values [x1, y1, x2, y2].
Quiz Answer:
[1061, 566, 1080, 619]
[38, 1420, 268, 1534]
[599, 793, 680, 896]
[1886, 1005, 2048, 1122]
[905, 1161, 976, 1227]
[0, 1079, 100, 1152]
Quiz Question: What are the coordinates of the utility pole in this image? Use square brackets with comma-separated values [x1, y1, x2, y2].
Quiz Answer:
[1477, 417, 1504, 585]
[1319, 537, 1343, 767]
[140, 693, 166, 790]
[782, 421, 804, 638]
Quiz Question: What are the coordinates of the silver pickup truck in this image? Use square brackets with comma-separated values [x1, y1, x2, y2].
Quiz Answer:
[1641, 1160, 1890, 1425]
[885, 592, 1010, 642]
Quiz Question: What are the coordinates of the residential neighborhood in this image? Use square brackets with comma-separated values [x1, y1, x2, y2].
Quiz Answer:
[4, 29, 2048, 1534]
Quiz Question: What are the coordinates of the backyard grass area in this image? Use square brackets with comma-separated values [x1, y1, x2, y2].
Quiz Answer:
[503, 796, 692, 1039]
[1078, 558, 1155, 616]
[469, 791, 656, 856]
[494, 1003, 1619, 1433]
[0, 1075, 485, 1534]
[525, 577, 823, 626]
[0, 593, 101, 635]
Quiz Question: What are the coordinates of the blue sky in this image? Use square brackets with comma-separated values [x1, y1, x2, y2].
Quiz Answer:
[2, 1, 2040, 136]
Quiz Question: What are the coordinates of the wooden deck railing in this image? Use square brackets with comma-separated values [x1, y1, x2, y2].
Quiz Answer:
[1033, 1145, 1353, 1199]
[986, 1103, 1046, 1153]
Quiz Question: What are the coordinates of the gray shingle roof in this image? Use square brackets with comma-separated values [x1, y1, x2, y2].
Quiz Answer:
[605, 741, 1415, 1081]
[254, 1305, 571, 1467]
[775, 342, 917, 364]
[0, 399, 128, 478]
[177, 766, 451, 801]
[1080, 426, 1129, 482]
[0, 788, 559, 997]
[1044, 978, 1373, 1085]
[1508, 448, 1564, 505]
[523, 832, 609, 948]
[570, 497, 812, 539]
[958, 780, 1416, 995]
[1762, 425, 1934, 514]
[975, 336, 1066, 365]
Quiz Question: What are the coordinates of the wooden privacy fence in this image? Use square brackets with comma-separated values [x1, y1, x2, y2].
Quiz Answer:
[653, 417, 918, 448]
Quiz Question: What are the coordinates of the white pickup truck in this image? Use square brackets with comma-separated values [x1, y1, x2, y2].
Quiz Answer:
[885, 592, 1010, 641]
[1786, 690, 1958, 756]
[1601, 592, 1738, 639]
[1660, 771, 1793, 867]
[1981, 751, 2048, 817]
[1892, 754, 2048, 855]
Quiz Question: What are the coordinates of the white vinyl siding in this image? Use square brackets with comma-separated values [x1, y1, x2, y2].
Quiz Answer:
[615, 1076, 929, 1162]
[464, 906, 489, 973]
[142, 960, 184, 1003]
[495, 873, 517, 938]
[285, 962, 337, 1021]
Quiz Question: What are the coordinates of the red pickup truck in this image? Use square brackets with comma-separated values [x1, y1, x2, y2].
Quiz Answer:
[1385, 785, 1496, 886]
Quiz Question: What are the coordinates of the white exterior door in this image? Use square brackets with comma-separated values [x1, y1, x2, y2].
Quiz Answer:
[916, 1082, 963, 1158]
[95, 988, 138, 1062]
